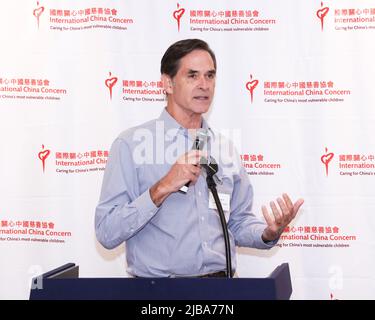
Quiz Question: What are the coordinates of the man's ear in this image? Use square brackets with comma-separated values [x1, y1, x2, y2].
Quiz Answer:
[161, 74, 173, 95]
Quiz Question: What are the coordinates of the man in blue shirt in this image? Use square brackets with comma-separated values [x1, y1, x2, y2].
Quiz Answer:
[95, 39, 304, 278]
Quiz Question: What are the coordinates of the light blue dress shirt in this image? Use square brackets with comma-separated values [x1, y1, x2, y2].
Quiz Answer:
[95, 108, 275, 277]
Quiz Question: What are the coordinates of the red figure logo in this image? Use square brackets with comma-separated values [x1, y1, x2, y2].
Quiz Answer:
[245, 75, 259, 104]
[321, 147, 334, 176]
[173, 3, 185, 32]
[316, 2, 329, 31]
[105, 72, 118, 100]
[33, 1, 45, 29]
[38, 144, 50, 173]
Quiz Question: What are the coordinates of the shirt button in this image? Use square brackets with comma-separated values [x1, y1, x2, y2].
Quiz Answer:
[198, 191, 202, 196]
[203, 242, 207, 247]
[201, 216, 205, 221]
[130, 228, 134, 233]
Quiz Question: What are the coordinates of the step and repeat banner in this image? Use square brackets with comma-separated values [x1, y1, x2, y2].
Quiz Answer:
[1, 0, 374, 299]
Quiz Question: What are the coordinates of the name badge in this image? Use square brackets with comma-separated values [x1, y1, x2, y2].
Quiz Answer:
[209, 192, 230, 212]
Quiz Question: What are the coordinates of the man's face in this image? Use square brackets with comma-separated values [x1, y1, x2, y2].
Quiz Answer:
[165, 49, 216, 115]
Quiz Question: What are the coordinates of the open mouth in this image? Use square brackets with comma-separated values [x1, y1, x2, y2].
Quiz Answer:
[193, 96, 209, 101]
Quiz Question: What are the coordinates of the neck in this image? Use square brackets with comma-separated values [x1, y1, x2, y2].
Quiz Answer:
[166, 106, 202, 129]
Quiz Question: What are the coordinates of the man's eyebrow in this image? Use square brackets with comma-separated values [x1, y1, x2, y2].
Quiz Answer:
[186, 69, 216, 74]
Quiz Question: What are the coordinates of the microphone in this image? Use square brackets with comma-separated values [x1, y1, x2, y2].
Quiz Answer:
[179, 128, 208, 194]
[202, 156, 218, 177]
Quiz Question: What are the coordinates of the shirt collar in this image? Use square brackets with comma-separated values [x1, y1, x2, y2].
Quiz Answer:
[159, 107, 216, 142]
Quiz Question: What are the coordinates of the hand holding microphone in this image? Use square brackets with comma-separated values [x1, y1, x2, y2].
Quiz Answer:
[149, 129, 208, 206]
[179, 129, 208, 193]
[150, 149, 205, 206]
[154, 149, 205, 194]
[156, 129, 208, 194]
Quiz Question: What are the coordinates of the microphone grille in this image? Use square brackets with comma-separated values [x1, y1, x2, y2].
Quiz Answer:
[194, 128, 208, 150]
[196, 128, 208, 139]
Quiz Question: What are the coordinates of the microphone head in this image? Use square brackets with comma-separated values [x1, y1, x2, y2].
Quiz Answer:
[196, 128, 208, 139]
[193, 128, 209, 150]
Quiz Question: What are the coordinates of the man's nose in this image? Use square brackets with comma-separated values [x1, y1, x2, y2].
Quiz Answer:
[197, 75, 209, 90]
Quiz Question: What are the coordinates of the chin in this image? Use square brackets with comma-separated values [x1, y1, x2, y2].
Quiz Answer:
[191, 102, 211, 114]
[191, 107, 210, 115]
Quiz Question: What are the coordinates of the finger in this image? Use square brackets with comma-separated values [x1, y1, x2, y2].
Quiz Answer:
[198, 150, 208, 158]
[177, 153, 189, 165]
[292, 198, 304, 218]
[270, 201, 282, 224]
[191, 166, 201, 176]
[282, 193, 294, 212]
[177, 151, 198, 165]
[191, 150, 208, 166]
[179, 167, 192, 184]
[189, 169, 201, 184]
[262, 205, 274, 226]
[276, 197, 289, 217]
[186, 151, 203, 165]
[188, 150, 206, 158]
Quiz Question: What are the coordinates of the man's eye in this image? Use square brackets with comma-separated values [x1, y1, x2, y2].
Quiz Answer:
[188, 74, 197, 78]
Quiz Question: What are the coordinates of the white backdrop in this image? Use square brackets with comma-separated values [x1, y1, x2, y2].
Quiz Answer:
[1, 0, 375, 300]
